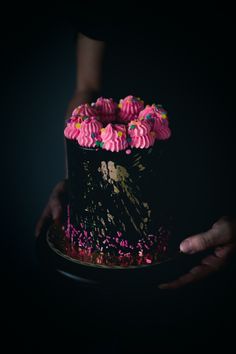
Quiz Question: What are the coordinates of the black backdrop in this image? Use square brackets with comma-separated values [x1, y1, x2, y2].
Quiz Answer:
[1, 8, 236, 353]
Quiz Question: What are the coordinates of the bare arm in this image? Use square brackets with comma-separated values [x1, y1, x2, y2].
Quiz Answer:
[65, 33, 105, 118]
[35, 33, 105, 237]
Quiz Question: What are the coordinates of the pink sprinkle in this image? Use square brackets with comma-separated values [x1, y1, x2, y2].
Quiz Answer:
[120, 240, 126, 247]
[117, 231, 122, 237]
[125, 149, 132, 155]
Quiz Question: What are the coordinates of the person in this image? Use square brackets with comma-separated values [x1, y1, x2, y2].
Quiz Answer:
[35, 19, 236, 289]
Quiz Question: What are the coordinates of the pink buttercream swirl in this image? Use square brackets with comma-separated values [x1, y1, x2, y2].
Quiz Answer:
[152, 104, 171, 140]
[156, 119, 171, 140]
[95, 97, 117, 124]
[138, 105, 160, 129]
[118, 95, 144, 123]
[128, 119, 155, 149]
[72, 103, 98, 119]
[101, 123, 128, 152]
[64, 116, 83, 140]
[138, 104, 171, 140]
[77, 117, 103, 148]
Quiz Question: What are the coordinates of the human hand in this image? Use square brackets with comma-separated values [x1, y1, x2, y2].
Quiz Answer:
[159, 217, 236, 289]
[35, 179, 68, 238]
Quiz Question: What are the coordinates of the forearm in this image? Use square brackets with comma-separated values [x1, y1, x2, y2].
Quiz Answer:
[64, 33, 105, 174]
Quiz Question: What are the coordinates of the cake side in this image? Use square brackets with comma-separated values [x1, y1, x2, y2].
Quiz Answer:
[64, 139, 171, 266]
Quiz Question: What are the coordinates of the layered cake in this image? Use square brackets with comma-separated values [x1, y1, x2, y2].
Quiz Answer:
[61, 95, 172, 267]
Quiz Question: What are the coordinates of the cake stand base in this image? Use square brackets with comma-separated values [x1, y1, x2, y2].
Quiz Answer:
[35, 223, 193, 288]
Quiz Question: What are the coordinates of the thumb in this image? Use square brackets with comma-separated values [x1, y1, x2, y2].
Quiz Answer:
[180, 229, 218, 254]
[180, 219, 233, 254]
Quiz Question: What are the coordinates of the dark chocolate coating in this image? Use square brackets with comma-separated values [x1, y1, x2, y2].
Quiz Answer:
[66, 139, 171, 245]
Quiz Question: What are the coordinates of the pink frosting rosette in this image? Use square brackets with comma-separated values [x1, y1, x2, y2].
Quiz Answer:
[71, 103, 98, 119]
[95, 97, 117, 124]
[64, 116, 83, 140]
[156, 118, 171, 140]
[100, 123, 128, 152]
[138, 104, 171, 140]
[127, 119, 155, 149]
[152, 104, 171, 140]
[118, 95, 144, 123]
[77, 116, 103, 148]
[138, 105, 159, 129]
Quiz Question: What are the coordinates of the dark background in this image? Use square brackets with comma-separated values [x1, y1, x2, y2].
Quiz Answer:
[1, 8, 236, 353]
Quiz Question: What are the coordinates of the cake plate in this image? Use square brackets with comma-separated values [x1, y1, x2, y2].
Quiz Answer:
[36, 223, 196, 288]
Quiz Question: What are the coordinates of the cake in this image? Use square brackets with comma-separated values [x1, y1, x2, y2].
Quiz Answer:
[62, 95, 172, 267]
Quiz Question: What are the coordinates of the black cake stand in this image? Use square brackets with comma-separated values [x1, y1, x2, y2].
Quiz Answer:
[35, 223, 203, 290]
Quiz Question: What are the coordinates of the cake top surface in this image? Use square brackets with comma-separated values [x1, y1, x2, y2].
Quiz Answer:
[64, 95, 171, 153]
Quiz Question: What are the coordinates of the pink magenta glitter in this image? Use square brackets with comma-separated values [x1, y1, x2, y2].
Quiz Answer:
[64, 205, 170, 267]
[125, 149, 132, 154]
